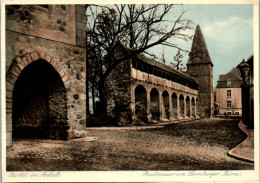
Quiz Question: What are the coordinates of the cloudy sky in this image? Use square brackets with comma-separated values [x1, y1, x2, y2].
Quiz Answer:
[148, 4, 253, 88]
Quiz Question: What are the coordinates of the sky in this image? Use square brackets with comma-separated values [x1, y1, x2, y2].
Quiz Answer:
[147, 4, 253, 88]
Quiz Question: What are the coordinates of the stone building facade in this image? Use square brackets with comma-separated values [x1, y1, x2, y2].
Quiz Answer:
[5, 5, 87, 147]
[187, 25, 214, 117]
[105, 47, 199, 125]
[216, 67, 242, 115]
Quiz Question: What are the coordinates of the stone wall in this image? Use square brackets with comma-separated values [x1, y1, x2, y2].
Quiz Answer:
[105, 60, 132, 126]
[6, 31, 87, 143]
[75, 5, 87, 47]
[187, 64, 213, 117]
[6, 5, 76, 45]
[5, 4, 87, 146]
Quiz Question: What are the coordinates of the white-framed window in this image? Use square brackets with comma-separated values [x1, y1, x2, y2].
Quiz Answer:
[234, 112, 239, 115]
[227, 90, 231, 98]
[227, 101, 231, 108]
[227, 112, 232, 115]
[227, 80, 231, 86]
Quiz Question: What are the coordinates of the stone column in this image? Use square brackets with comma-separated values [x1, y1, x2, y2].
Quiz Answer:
[131, 85, 136, 121]
[169, 94, 174, 121]
[146, 88, 152, 122]
[190, 98, 192, 118]
[184, 96, 187, 118]
[159, 91, 164, 121]
[195, 99, 197, 118]
[177, 94, 180, 119]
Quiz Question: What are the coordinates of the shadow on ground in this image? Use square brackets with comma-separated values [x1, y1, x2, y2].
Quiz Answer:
[6, 119, 253, 170]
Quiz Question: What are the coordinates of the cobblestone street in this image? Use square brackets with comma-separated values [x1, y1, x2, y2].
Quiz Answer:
[6, 119, 254, 170]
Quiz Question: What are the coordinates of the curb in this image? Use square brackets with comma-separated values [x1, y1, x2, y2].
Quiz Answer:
[227, 121, 254, 163]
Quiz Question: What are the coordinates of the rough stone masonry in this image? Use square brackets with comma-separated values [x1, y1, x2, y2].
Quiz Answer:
[5, 5, 87, 146]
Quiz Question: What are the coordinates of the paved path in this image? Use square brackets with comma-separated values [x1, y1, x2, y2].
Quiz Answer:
[86, 118, 199, 130]
[6, 119, 254, 170]
[7, 137, 98, 161]
[228, 121, 254, 162]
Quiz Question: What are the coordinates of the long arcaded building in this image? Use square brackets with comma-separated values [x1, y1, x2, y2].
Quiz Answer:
[105, 25, 214, 125]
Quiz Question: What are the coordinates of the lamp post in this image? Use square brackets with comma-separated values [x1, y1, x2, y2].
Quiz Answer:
[237, 59, 251, 128]
[237, 59, 250, 86]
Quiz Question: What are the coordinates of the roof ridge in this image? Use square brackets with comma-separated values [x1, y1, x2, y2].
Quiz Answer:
[135, 54, 198, 85]
[247, 54, 253, 61]
[229, 71, 241, 80]
[138, 53, 188, 77]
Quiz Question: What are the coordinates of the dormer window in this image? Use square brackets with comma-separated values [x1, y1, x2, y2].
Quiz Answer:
[227, 80, 231, 86]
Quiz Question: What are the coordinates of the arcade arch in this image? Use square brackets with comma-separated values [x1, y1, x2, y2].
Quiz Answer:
[150, 88, 160, 121]
[162, 91, 170, 120]
[179, 94, 185, 118]
[134, 85, 147, 122]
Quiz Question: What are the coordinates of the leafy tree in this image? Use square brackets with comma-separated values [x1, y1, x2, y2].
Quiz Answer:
[86, 4, 194, 115]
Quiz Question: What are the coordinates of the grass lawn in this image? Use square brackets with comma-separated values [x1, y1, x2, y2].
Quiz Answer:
[6, 118, 253, 170]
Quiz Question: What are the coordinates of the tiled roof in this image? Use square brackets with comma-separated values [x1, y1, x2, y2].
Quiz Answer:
[216, 80, 242, 88]
[187, 25, 213, 66]
[216, 66, 242, 88]
[135, 54, 199, 85]
[114, 41, 199, 85]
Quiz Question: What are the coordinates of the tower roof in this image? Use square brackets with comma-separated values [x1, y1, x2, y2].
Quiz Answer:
[187, 24, 213, 66]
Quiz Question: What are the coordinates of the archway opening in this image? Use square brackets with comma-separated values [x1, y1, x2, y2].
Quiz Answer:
[162, 91, 169, 120]
[192, 97, 196, 117]
[186, 96, 191, 117]
[172, 93, 177, 118]
[134, 85, 147, 122]
[179, 94, 184, 118]
[12, 59, 68, 140]
[150, 88, 159, 121]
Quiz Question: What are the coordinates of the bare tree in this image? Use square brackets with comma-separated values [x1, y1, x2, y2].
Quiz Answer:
[170, 50, 186, 72]
[86, 4, 194, 115]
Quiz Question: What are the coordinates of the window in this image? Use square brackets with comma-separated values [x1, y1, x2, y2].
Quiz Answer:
[154, 70, 157, 75]
[158, 71, 161, 77]
[227, 80, 231, 86]
[132, 61, 136, 68]
[227, 90, 231, 98]
[227, 112, 232, 115]
[234, 112, 239, 115]
[143, 65, 147, 72]
[227, 101, 231, 108]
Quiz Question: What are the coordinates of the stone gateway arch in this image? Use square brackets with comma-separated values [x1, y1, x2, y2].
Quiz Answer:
[6, 54, 69, 141]
[5, 5, 87, 147]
